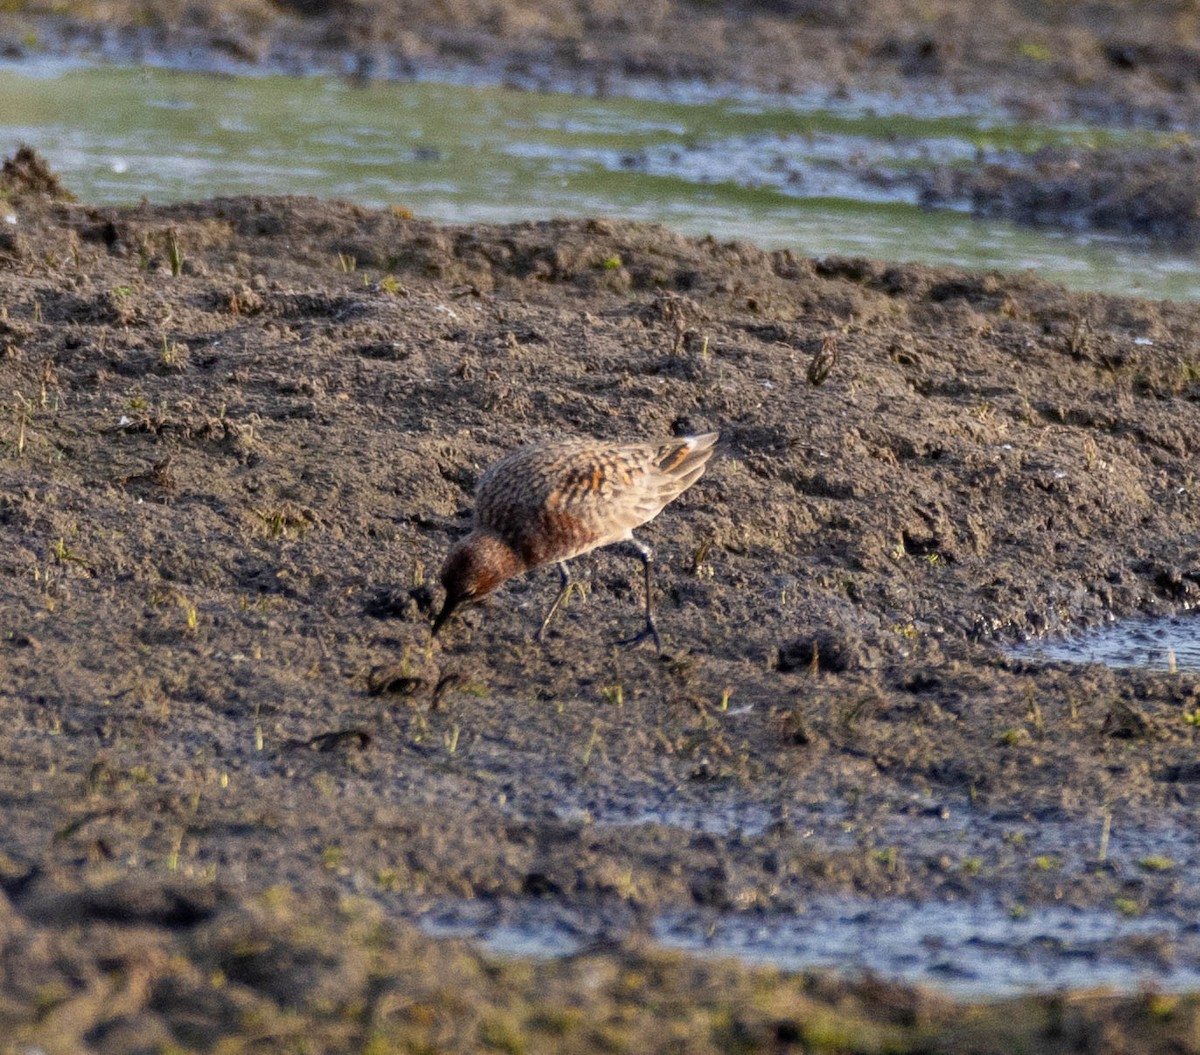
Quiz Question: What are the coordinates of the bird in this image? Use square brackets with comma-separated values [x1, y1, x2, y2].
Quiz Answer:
[431, 432, 719, 649]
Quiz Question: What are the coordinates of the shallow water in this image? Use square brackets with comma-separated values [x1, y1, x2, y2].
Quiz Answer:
[414, 892, 1200, 998]
[552, 787, 777, 837]
[1011, 614, 1200, 671]
[3, 61, 1200, 299]
[655, 898, 1200, 997]
[419, 902, 589, 959]
[410, 800, 1200, 997]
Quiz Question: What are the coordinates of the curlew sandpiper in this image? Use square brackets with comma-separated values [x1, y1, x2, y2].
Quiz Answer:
[432, 432, 719, 648]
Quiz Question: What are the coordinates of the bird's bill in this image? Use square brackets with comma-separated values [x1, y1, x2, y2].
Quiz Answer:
[431, 594, 460, 636]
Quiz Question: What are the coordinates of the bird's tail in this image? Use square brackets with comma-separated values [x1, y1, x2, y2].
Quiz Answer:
[652, 432, 719, 497]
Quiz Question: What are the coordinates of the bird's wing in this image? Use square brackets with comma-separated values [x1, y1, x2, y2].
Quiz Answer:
[544, 432, 719, 538]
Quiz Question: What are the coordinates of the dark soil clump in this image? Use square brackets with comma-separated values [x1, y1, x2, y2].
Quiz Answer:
[1, 145, 75, 203]
[0, 148, 72, 272]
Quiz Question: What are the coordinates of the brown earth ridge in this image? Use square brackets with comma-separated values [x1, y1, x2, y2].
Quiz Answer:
[8, 1, 1200, 242]
[0, 162, 1199, 1049]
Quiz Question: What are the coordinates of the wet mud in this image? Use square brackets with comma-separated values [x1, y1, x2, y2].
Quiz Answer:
[0, 178, 1199, 1048]
[916, 142, 1200, 246]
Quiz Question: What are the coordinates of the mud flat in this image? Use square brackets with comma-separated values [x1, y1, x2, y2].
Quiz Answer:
[0, 164, 1199, 1048]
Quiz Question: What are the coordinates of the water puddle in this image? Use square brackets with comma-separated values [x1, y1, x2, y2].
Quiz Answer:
[415, 898, 630, 959]
[416, 798, 1200, 995]
[1010, 614, 1200, 671]
[552, 793, 776, 837]
[413, 894, 1200, 997]
[656, 899, 1200, 997]
[420, 922, 572, 958]
[2, 61, 1199, 300]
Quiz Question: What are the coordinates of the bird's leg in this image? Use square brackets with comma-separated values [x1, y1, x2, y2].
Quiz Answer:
[535, 561, 579, 641]
[617, 539, 661, 651]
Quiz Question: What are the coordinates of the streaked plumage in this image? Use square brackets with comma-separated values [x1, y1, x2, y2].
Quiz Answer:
[432, 432, 718, 647]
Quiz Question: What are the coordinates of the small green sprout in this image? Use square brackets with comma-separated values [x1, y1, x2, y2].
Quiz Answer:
[166, 228, 184, 276]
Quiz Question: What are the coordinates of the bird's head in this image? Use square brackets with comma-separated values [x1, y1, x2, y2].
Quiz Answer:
[431, 532, 523, 636]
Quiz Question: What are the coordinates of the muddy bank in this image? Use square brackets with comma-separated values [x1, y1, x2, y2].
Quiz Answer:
[917, 141, 1200, 245]
[4, 0, 1200, 130]
[1, 184, 1200, 1045]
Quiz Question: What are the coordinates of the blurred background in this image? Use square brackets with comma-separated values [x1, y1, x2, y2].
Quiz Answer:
[3, 0, 1200, 298]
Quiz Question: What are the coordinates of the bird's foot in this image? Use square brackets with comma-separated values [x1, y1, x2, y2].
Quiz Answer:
[616, 618, 661, 652]
[534, 581, 589, 642]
